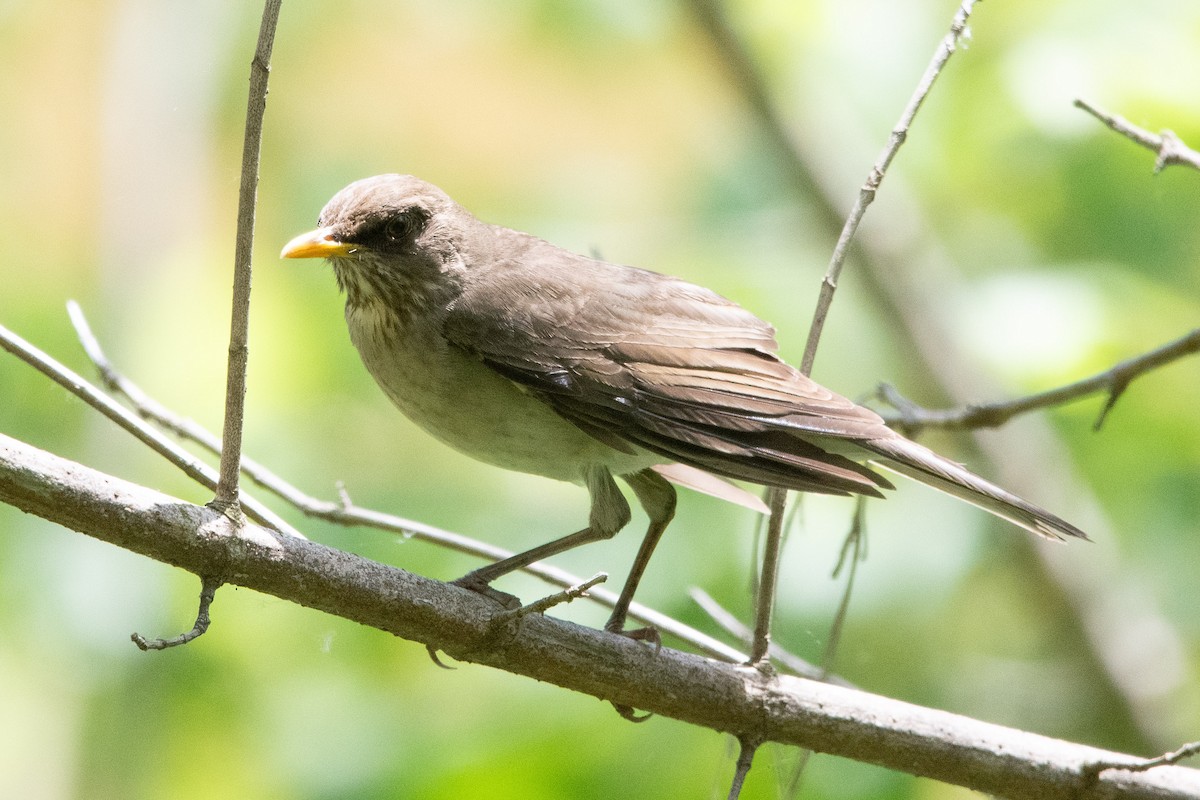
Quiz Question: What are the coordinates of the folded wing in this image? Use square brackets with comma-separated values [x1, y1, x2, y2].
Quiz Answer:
[444, 238, 896, 498]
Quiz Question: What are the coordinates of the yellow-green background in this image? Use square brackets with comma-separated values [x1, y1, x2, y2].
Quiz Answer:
[2, 1, 1197, 798]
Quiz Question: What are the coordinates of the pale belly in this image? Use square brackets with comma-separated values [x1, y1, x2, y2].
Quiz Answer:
[347, 307, 662, 484]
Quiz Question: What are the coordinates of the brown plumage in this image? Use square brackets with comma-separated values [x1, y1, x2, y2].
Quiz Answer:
[282, 174, 1087, 631]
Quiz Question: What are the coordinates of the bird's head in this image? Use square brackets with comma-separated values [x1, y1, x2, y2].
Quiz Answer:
[281, 174, 477, 314]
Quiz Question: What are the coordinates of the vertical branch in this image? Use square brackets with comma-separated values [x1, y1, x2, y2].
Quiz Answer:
[801, 0, 980, 374]
[749, 487, 787, 663]
[695, 0, 982, 676]
[213, 0, 284, 511]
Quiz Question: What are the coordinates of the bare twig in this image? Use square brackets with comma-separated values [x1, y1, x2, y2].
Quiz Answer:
[5, 432, 1200, 799]
[214, 0, 282, 511]
[876, 328, 1200, 434]
[727, 735, 763, 800]
[822, 498, 867, 680]
[66, 302, 756, 665]
[1084, 741, 1200, 786]
[1075, 99, 1200, 173]
[131, 576, 223, 650]
[801, 0, 982, 374]
[0, 320, 301, 537]
[689, 588, 846, 684]
[695, 0, 983, 706]
[693, 0, 1188, 753]
[749, 487, 787, 664]
[493, 573, 607, 623]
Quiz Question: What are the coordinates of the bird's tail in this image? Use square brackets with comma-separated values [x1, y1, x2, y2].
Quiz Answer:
[861, 436, 1089, 542]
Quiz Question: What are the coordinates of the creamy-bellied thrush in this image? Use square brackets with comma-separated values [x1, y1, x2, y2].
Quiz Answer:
[281, 174, 1086, 632]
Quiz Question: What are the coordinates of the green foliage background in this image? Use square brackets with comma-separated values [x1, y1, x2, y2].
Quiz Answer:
[1, 1, 1197, 798]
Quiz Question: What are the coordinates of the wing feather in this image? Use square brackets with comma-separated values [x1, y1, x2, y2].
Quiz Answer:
[444, 236, 895, 496]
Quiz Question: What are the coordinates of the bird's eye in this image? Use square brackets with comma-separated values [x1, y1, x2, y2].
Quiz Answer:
[383, 209, 426, 244]
[384, 217, 408, 242]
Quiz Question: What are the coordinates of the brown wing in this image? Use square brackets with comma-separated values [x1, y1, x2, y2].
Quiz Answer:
[443, 233, 895, 497]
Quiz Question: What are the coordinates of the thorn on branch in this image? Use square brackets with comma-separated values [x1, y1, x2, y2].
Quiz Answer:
[132, 576, 222, 651]
[1093, 376, 1130, 431]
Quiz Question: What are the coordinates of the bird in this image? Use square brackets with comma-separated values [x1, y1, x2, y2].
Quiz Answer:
[281, 174, 1087, 634]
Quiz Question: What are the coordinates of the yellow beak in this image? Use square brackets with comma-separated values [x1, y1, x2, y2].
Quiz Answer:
[280, 227, 356, 259]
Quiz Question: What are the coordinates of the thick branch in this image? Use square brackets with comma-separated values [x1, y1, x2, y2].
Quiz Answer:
[63, 302, 767, 668]
[3, 432, 1198, 799]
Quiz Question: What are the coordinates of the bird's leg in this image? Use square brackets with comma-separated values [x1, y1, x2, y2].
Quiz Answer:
[605, 468, 677, 639]
[452, 466, 631, 609]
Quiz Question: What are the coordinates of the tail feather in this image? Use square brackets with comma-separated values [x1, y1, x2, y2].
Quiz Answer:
[651, 462, 770, 514]
[862, 436, 1089, 542]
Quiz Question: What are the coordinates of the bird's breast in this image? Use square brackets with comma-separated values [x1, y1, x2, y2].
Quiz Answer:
[344, 303, 659, 483]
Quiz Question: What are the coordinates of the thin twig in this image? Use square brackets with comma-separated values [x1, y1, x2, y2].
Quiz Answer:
[692, 0, 1183, 759]
[772, 501, 867, 794]
[132, 576, 223, 650]
[748, 0, 981, 680]
[749, 487, 787, 664]
[876, 328, 1200, 435]
[1075, 99, 1200, 173]
[688, 588, 849, 685]
[214, 0, 282, 510]
[65, 302, 754, 665]
[801, 0, 981, 374]
[691, 0, 984, 707]
[1083, 741, 1200, 786]
[727, 735, 763, 800]
[822, 498, 867, 681]
[493, 573, 607, 623]
[0, 320, 301, 537]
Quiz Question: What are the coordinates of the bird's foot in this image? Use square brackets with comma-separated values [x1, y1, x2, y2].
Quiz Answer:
[451, 571, 522, 610]
[604, 615, 661, 722]
[604, 618, 663, 653]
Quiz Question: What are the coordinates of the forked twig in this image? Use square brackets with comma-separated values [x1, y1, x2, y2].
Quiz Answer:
[0, 319, 301, 538]
[1082, 740, 1200, 785]
[63, 301, 760, 666]
[876, 328, 1200, 435]
[1076, 99, 1200, 173]
[746, 0, 983, 680]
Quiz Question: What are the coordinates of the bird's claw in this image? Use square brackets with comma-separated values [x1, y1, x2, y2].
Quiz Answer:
[451, 572, 522, 610]
[606, 622, 663, 653]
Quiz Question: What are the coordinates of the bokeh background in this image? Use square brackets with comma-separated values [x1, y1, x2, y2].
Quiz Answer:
[2, 1, 1198, 798]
